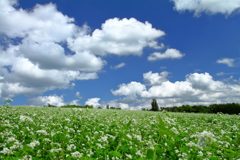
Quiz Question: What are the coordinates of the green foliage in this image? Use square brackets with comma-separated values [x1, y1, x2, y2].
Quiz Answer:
[161, 103, 240, 114]
[60, 104, 93, 108]
[146, 149, 154, 159]
[209, 103, 240, 114]
[47, 103, 57, 108]
[3, 98, 13, 107]
[151, 99, 159, 111]
[0, 106, 239, 159]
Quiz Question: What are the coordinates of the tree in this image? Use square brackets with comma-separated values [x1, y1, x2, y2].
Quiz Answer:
[106, 104, 109, 109]
[151, 99, 159, 111]
[47, 103, 57, 108]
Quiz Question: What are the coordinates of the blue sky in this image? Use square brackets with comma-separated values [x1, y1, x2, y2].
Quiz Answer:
[1, 0, 240, 109]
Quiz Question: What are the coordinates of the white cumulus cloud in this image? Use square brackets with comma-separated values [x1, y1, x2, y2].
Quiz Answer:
[27, 94, 66, 107]
[148, 48, 185, 61]
[143, 71, 170, 86]
[19, 42, 105, 71]
[216, 58, 235, 67]
[67, 17, 165, 56]
[85, 98, 101, 108]
[111, 72, 240, 107]
[0, 0, 77, 41]
[0, 0, 170, 100]
[186, 72, 224, 90]
[111, 81, 146, 96]
[0, 0, 105, 99]
[141, 81, 195, 98]
[171, 0, 240, 16]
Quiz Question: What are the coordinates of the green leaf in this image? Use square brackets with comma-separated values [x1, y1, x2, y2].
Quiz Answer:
[209, 157, 220, 160]
[126, 119, 132, 128]
[109, 151, 122, 157]
[80, 157, 95, 160]
[146, 149, 154, 159]
[155, 145, 162, 156]
[157, 115, 176, 138]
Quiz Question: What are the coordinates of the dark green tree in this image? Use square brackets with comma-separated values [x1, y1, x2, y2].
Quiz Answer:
[106, 104, 109, 109]
[151, 99, 159, 111]
[47, 103, 57, 108]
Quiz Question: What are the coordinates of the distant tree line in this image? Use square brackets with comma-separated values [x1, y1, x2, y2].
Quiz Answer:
[61, 104, 94, 109]
[105, 104, 121, 110]
[45, 100, 240, 114]
[142, 100, 240, 114]
[44, 104, 94, 108]
[161, 103, 240, 114]
[44, 104, 121, 110]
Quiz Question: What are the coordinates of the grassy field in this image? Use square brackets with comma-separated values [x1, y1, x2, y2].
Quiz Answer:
[0, 105, 239, 159]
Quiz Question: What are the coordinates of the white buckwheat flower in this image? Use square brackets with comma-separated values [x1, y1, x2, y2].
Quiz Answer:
[36, 130, 48, 135]
[136, 150, 144, 157]
[50, 148, 62, 153]
[198, 131, 215, 148]
[0, 148, 13, 155]
[71, 151, 83, 158]
[7, 137, 16, 142]
[28, 140, 40, 149]
[67, 144, 76, 151]
[126, 154, 132, 159]
[126, 134, 132, 140]
[20, 115, 33, 122]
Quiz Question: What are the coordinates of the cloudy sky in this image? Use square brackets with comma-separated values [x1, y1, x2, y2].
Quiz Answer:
[1, 0, 240, 109]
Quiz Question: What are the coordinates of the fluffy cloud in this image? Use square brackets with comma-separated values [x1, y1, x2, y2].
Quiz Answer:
[67, 18, 165, 56]
[85, 98, 101, 108]
[100, 98, 140, 110]
[141, 81, 196, 98]
[148, 48, 185, 61]
[19, 42, 105, 71]
[27, 94, 66, 107]
[143, 71, 170, 86]
[111, 81, 146, 96]
[0, 1, 105, 71]
[0, 0, 170, 100]
[0, 0, 77, 41]
[216, 58, 235, 67]
[111, 63, 126, 69]
[111, 72, 240, 107]
[0, 55, 98, 97]
[171, 0, 240, 16]
[75, 92, 83, 99]
[0, 0, 105, 99]
[69, 99, 80, 105]
[186, 72, 224, 90]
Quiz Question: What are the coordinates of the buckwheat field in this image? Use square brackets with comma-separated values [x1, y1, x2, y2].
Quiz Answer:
[0, 105, 239, 159]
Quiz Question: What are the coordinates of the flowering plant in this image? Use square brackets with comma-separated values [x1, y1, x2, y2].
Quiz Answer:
[198, 131, 215, 148]
[4, 98, 13, 106]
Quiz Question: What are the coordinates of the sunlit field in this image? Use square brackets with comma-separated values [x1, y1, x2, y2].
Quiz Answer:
[0, 105, 239, 159]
